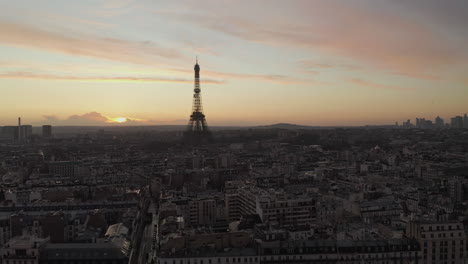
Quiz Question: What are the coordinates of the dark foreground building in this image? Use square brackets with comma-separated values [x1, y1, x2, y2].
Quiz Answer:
[157, 238, 421, 264]
[39, 243, 128, 264]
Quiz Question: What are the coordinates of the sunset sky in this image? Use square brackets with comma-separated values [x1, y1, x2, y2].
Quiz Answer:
[1, 0, 467, 126]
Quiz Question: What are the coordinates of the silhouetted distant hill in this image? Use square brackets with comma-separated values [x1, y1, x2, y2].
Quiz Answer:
[254, 123, 397, 130]
[255, 123, 317, 129]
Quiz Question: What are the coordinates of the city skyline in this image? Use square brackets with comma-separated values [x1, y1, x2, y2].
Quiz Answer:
[1, 0, 468, 126]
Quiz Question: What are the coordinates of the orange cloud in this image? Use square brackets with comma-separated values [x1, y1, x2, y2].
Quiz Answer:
[0, 58, 306, 85]
[69, 112, 109, 123]
[0, 71, 224, 84]
[349, 78, 414, 91]
[170, 68, 316, 85]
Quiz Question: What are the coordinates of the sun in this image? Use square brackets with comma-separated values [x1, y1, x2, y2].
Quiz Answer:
[114, 117, 127, 123]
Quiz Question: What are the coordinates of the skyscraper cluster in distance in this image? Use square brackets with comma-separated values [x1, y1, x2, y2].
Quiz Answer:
[399, 113, 468, 129]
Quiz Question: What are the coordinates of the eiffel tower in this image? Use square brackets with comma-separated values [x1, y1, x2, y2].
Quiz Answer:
[185, 59, 211, 144]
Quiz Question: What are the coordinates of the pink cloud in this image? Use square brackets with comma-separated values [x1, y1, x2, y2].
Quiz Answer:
[0, 20, 182, 65]
[0, 20, 310, 85]
[163, 0, 467, 80]
[298, 60, 361, 73]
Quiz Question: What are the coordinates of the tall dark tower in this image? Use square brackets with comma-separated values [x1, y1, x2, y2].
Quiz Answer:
[185, 59, 211, 144]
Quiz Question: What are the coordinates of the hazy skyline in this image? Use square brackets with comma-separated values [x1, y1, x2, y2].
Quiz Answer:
[1, 0, 467, 126]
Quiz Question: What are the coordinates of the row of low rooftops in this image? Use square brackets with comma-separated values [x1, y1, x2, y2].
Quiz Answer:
[159, 238, 421, 258]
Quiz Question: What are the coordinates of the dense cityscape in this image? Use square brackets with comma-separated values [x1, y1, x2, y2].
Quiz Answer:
[0, 61, 467, 264]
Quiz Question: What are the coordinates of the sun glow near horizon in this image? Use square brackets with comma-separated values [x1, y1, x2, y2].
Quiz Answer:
[112, 117, 128, 123]
[106, 116, 148, 124]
